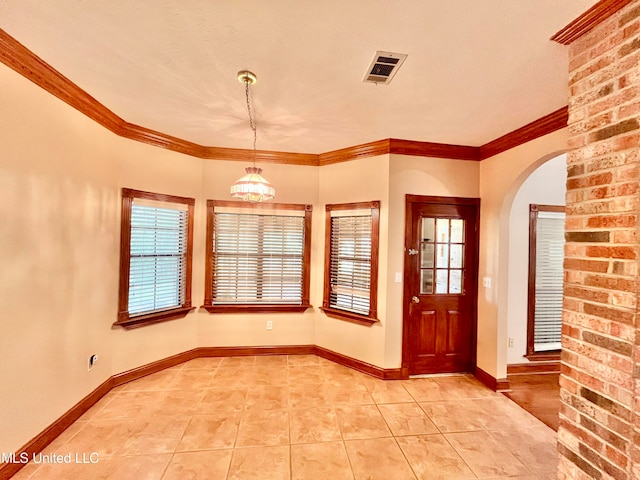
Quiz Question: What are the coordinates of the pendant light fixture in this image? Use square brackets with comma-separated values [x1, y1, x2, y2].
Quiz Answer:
[230, 70, 275, 203]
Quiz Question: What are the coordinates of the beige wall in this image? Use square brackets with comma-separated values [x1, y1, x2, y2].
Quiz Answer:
[386, 155, 480, 367]
[0, 64, 202, 453]
[196, 161, 319, 348]
[0, 64, 319, 454]
[478, 129, 567, 379]
[0, 57, 571, 456]
[506, 153, 566, 365]
[315, 156, 390, 366]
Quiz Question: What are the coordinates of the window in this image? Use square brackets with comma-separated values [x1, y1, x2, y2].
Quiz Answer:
[419, 217, 465, 294]
[322, 201, 380, 325]
[527, 204, 565, 358]
[116, 188, 195, 329]
[203, 200, 312, 313]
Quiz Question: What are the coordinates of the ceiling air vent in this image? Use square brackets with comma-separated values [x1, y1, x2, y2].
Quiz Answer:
[362, 51, 407, 85]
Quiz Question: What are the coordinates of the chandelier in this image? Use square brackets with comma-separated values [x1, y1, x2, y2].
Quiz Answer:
[230, 70, 275, 203]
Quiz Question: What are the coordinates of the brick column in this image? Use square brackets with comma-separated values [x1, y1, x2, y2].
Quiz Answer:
[560, 1, 640, 479]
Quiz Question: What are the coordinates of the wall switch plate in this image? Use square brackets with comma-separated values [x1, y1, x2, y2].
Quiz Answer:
[508, 337, 514, 347]
[266, 320, 273, 330]
[395, 272, 402, 283]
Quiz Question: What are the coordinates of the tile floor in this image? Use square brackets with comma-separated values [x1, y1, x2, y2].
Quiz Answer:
[11, 355, 558, 479]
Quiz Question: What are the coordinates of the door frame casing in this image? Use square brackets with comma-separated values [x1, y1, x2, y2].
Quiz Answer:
[401, 194, 481, 376]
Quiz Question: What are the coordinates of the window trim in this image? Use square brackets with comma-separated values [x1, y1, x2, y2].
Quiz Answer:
[321, 201, 380, 326]
[526, 204, 565, 360]
[115, 188, 195, 329]
[203, 200, 312, 313]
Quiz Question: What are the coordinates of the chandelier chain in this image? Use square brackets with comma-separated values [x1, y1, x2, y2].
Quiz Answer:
[245, 81, 257, 154]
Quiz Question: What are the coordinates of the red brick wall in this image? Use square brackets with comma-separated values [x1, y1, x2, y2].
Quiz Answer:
[561, 1, 640, 479]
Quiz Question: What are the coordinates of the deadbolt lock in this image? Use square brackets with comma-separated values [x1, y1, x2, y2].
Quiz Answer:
[411, 296, 420, 304]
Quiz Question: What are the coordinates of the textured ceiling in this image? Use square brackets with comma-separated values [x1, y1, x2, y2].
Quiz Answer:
[0, 0, 597, 153]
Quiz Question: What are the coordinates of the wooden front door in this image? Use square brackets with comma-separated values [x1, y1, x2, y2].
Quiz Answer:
[403, 195, 479, 375]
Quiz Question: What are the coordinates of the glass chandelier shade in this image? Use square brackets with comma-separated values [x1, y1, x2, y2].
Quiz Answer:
[230, 70, 275, 203]
[230, 166, 275, 203]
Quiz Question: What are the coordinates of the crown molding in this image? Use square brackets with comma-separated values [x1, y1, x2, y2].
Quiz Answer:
[389, 138, 480, 161]
[551, 0, 634, 45]
[1, 28, 567, 166]
[479, 106, 569, 160]
[319, 139, 391, 165]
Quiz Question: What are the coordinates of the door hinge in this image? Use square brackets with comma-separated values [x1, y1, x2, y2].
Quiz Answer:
[408, 248, 419, 256]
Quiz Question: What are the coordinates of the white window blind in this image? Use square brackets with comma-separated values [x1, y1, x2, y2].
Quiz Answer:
[534, 211, 566, 351]
[212, 212, 305, 304]
[128, 202, 187, 316]
[329, 215, 372, 315]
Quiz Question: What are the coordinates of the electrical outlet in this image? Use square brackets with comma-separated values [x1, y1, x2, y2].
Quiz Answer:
[508, 337, 514, 348]
[266, 321, 273, 331]
[88, 354, 98, 371]
[482, 277, 492, 288]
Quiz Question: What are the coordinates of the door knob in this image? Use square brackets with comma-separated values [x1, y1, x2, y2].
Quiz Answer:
[412, 296, 420, 304]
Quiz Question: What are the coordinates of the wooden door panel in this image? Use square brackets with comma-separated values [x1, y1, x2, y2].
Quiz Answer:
[403, 197, 479, 376]
[417, 310, 437, 357]
[446, 310, 462, 353]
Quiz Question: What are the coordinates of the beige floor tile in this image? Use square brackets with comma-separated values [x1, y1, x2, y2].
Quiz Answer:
[490, 426, 558, 472]
[87, 391, 166, 420]
[445, 430, 530, 478]
[291, 442, 354, 480]
[396, 434, 476, 480]
[287, 365, 325, 384]
[419, 399, 493, 432]
[345, 437, 417, 480]
[19, 356, 560, 480]
[432, 375, 496, 400]
[118, 415, 191, 455]
[287, 354, 321, 366]
[402, 378, 450, 402]
[236, 409, 290, 447]
[15, 459, 102, 480]
[119, 369, 180, 392]
[76, 391, 121, 421]
[327, 383, 375, 405]
[60, 418, 138, 457]
[289, 383, 332, 409]
[177, 412, 242, 451]
[219, 356, 256, 367]
[244, 385, 289, 411]
[481, 396, 545, 430]
[378, 403, 439, 436]
[5, 462, 40, 479]
[197, 387, 248, 414]
[227, 445, 290, 480]
[181, 357, 223, 370]
[41, 422, 87, 454]
[254, 355, 288, 366]
[244, 366, 286, 386]
[166, 369, 216, 390]
[320, 363, 363, 385]
[365, 379, 414, 404]
[289, 407, 342, 443]
[162, 450, 233, 480]
[211, 366, 253, 386]
[153, 390, 204, 416]
[334, 405, 392, 440]
[94, 453, 172, 479]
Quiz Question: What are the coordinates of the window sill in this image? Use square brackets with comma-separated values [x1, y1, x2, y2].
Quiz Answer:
[525, 351, 561, 361]
[114, 306, 195, 330]
[202, 304, 312, 314]
[320, 307, 379, 326]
